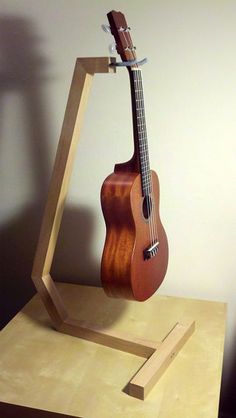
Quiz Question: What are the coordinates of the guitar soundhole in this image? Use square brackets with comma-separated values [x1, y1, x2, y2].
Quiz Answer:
[142, 195, 152, 220]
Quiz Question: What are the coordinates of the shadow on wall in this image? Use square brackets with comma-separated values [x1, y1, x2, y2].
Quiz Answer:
[52, 205, 101, 286]
[0, 16, 107, 330]
[0, 16, 51, 329]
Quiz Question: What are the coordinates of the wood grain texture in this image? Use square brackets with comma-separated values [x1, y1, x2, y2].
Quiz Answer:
[128, 321, 195, 399]
[59, 317, 159, 358]
[101, 170, 168, 301]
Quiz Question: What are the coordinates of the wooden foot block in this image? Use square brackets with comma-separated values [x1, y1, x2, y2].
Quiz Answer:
[127, 320, 195, 400]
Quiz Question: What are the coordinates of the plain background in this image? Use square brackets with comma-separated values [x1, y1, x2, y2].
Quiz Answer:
[0, 1, 235, 416]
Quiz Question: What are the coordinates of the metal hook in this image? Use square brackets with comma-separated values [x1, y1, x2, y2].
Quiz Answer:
[118, 26, 131, 32]
[110, 57, 148, 67]
[101, 24, 111, 34]
[109, 42, 117, 54]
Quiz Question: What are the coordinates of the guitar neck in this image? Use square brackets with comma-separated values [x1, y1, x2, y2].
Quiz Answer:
[129, 68, 151, 196]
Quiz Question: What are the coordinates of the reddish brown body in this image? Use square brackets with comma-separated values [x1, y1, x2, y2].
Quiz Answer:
[101, 170, 168, 301]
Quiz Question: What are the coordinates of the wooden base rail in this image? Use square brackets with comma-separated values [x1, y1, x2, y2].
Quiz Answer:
[31, 56, 195, 400]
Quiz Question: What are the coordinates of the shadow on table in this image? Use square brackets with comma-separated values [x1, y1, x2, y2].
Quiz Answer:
[0, 401, 76, 418]
[219, 340, 236, 418]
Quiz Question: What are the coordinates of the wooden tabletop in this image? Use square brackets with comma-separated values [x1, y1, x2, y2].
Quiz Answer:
[0, 283, 226, 418]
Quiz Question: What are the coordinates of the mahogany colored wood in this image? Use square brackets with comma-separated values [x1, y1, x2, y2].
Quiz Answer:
[101, 170, 168, 301]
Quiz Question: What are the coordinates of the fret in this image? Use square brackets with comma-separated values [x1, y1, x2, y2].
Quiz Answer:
[143, 187, 152, 196]
[142, 180, 151, 189]
[138, 127, 147, 133]
[138, 136, 148, 142]
[142, 169, 151, 176]
[141, 167, 151, 175]
[142, 174, 151, 181]
[138, 128, 146, 133]
[142, 183, 152, 192]
[140, 162, 149, 169]
[139, 145, 148, 151]
[137, 120, 145, 124]
[138, 132, 146, 136]
[140, 153, 149, 160]
[142, 183, 151, 191]
[141, 168, 151, 176]
[138, 130, 146, 135]
[143, 178, 151, 183]
[142, 182, 151, 189]
[141, 166, 150, 173]
[140, 157, 149, 164]
[139, 139, 148, 144]
[141, 174, 151, 181]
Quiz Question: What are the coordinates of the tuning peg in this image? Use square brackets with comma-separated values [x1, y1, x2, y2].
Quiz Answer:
[118, 26, 131, 32]
[123, 46, 136, 52]
[101, 24, 111, 33]
[109, 42, 117, 54]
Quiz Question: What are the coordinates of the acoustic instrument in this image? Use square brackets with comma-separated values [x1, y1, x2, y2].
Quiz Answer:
[101, 10, 168, 301]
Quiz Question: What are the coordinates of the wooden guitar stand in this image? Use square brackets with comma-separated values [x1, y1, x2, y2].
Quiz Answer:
[31, 57, 195, 400]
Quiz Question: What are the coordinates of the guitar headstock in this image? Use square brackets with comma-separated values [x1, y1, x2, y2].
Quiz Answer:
[107, 10, 137, 66]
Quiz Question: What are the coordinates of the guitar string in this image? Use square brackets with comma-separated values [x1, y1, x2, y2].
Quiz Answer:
[133, 69, 155, 245]
[120, 28, 153, 245]
[135, 69, 158, 246]
[121, 26, 155, 245]
[127, 33, 156, 246]
[138, 68, 159, 246]
[121, 27, 157, 247]
[124, 26, 158, 247]
[122, 27, 156, 246]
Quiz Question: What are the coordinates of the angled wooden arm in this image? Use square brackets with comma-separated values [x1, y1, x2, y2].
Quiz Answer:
[31, 57, 116, 326]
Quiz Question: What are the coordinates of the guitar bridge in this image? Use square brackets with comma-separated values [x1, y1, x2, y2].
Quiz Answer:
[143, 241, 159, 260]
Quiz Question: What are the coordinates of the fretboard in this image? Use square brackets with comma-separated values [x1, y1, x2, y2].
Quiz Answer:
[131, 68, 151, 196]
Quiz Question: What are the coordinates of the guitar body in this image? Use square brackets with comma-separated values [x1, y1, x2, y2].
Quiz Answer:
[101, 169, 168, 301]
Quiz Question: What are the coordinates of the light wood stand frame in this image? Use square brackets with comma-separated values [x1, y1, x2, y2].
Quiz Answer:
[31, 57, 195, 400]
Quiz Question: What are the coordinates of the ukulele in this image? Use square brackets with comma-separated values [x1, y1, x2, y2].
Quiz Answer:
[101, 10, 168, 301]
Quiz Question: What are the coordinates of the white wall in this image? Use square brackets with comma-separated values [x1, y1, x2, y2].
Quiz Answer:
[1, 0, 235, 413]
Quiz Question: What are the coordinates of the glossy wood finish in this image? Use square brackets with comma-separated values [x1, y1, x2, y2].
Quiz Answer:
[101, 170, 168, 301]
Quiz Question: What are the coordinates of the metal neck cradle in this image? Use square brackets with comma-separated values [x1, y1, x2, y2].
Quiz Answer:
[111, 57, 148, 67]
